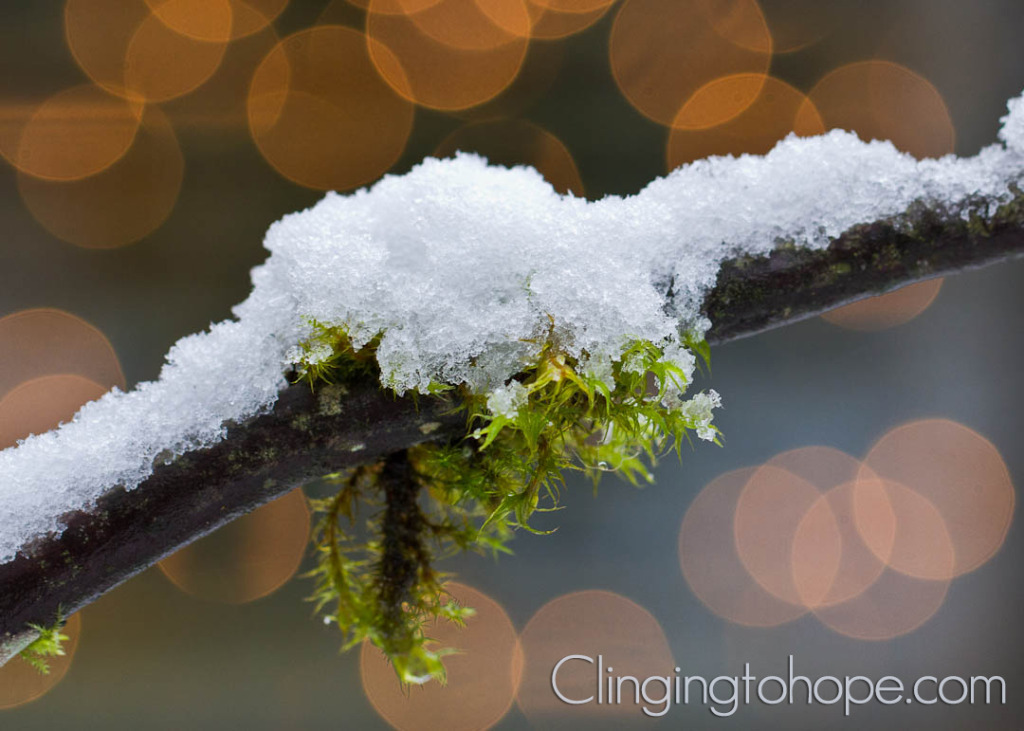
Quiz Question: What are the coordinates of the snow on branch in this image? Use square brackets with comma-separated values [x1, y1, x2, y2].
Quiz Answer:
[3, 93, 1024, 660]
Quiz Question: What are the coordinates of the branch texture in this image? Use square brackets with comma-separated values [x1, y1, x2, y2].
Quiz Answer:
[2, 193, 1024, 660]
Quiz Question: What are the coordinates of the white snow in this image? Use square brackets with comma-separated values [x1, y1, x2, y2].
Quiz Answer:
[485, 381, 529, 419]
[2, 94, 1023, 562]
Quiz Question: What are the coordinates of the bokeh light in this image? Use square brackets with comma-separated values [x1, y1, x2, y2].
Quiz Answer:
[812, 568, 950, 641]
[434, 119, 584, 195]
[759, 0, 837, 54]
[517, 590, 674, 722]
[0, 613, 82, 710]
[65, 0, 228, 104]
[791, 479, 893, 609]
[247, 25, 415, 191]
[449, 41, 564, 122]
[2, 85, 143, 182]
[860, 419, 1015, 577]
[525, 1, 612, 40]
[360, 582, 521, 731]
[0, 375, 109, 449]
[672, 73, 774, 131]
[18, 105, 184, 248]
[854, 479, 955, 581]
[679, 468, 808, 627]
[145, 0, 287, 42]
[683, 444, 965, 642]
[821, 278, 944, 331]
[667, 75, 823, 169]
[0, 308, 125, 399]
[367, 0, 529, 111]
[765, 446, 864, 496]
[529, 0, 615, 12]
[409, 0, 532, 49]
[787, 487, 843, 609]
[610, 0, 772, 128]
[733, 464, 824, 607]
[144, 0, 234, 44]
[345, 0, 444, 13]
[158, 488, 310, 604]
[799, 60, 955, 159]
[767, 447, 891, 609]
[166, 18, 279, 130]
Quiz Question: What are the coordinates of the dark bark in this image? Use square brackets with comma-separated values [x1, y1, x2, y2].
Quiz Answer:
[2, 191, 1024, 660]
[704, 194, 1024, 343]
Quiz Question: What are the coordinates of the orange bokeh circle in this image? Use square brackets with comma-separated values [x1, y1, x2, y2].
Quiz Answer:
[434, 119, 584, 196]
[679, 468, 808, 627]
[159, 488, 310, 604]
[409, 0, 532, 50]
[164, 16, 280, 131]
[733, 464, 824, 607]
[65, 0, 228, 103]
[0, 613, 82, 710]
[0, 308, 125, 398]
[345, 0, 445, 13]
[367, 0, 529, 111]
[766, 447, 892, 609]
[145, 0, 288, 42]
[812, 567, 950, 641]
[248, 25, 415, 191]
[530, 0, 615, 14]
[800, 60, 955, 159]
[853, 479, 955, 581]
[0, 375, 110, 449]
[821, 279, 944, 331]
[145, 0, 234, 43]
[761, 0, 837, 54]
[5, 85, 143, 182]
[525, 0, 612, 40]
[360, 582, 521, 731]
[859, 419, 1015, 577]
[517, 590, 674, 723]
[610, 0, 772, 127]
[18, 105, 184, 249]
[667, 74, 824, 169]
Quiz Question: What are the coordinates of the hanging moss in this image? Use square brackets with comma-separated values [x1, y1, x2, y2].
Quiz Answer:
[296, 318, 719, 684]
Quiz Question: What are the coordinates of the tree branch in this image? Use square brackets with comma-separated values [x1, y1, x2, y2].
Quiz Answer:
[2, 192, 1023, 662]
[704, 193, 1024, 342]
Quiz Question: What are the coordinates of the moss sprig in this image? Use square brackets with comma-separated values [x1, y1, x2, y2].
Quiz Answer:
[19, 612, 69, 674]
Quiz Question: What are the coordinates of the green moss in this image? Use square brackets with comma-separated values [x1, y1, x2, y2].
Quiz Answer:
[18, 612, 69, 675]
[296, 320, 718, 684]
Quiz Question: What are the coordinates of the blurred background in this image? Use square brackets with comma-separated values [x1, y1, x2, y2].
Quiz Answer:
[0, 0, 1022, 728]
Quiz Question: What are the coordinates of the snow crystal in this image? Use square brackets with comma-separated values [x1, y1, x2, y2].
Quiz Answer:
[676, 389, 723, 442]
[2, 93, 1024, 562]
[486, 381, 529, 419]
